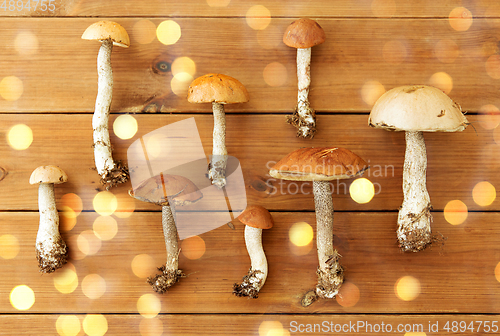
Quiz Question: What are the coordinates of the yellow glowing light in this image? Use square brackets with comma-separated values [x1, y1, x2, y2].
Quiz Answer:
[361, 81, 385, 106]
[494, 262, 500, 283]
[0, 234, 20, 259]
[61, 193, 83, 215]
[289, 222, 313, 247]
[82, 274, 107, 300]
[371, 0, 396, 18]
[472, 181, 496, 207]
[259, 321, 289, 336]
[206, 0, 231, 7]
[395, 276, 420, 301]
[444, 200, 468, 225]
[171, 72, 194, 97]
[478, 104, 500, 130]
[0, 76, 23, 101]
[53, 265, 78, 294]
[486, 55, 500, 79]
[93, 191, 118, 216]
[115, 193, 136, 218]
[434, 39, 459, 64]
[481, 41, 498, 58]
[10, 285, 35, 310]
[336, 281, 360, 307]
[181, 236, 206, 260]
[77, 230, 102, 256]
[15, 31, 39, 56]
[60, 206, 77, 232]
[404, 333, 427, 336]
[133, 19, 157, 45]
[56, 315, 81, 336]
[7, 124, 33, 150]
[146, 133, 167, 159]
[171, 57, 196, 77]
[449, 7, 473, 32]
[93, 216, 118, 241]
[429, 72, 453, 95]
[131, 254, 156, 278]
[246, 5, 271, 30]
[137, 294, 161, 318]
[139, 318, 164, 336]
[156, 20, 181, 45]
[263, 62, 288, 87]
[349, 178, 375, 204]
[382, 40, 407, 65]
[113, 114, 138, 140]
[83, 315, 108, 336]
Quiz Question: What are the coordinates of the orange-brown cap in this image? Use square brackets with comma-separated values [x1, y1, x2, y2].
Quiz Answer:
[129, 173, 202, 206]
[283, 18, 325, 49]
[29, 165, 68, 184]
[82, 21, 130, 48]
[187, 74, 249, 104]
[269, 147, 368, 181]
[238, 205, 274, 229]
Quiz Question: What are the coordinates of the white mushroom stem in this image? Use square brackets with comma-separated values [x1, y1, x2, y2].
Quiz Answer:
[397, 131, 432, 252]
[313, 180, 343, 299]
[288, 47, 316, 139]
[209, 101, 228, 188]
[233, 226, 268, 298]
[36, 183, 67, 273]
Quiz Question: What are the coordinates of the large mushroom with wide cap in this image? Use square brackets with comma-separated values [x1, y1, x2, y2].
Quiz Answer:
[283, 18, 326, 139]
[269, 147, 368, 302]
[369, 85, 468, 252]
[82, 21, 130, 189]
[187, 74, 249, 189]
[233, 205, 274, 298]
[129, 173, 202, 293]
[30, 165, 68, 273]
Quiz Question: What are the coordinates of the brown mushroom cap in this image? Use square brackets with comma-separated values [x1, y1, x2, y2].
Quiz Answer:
[129, 173, 202, 206]
[283, 18, 326, 49]
[269, 147, 368, 181]
[237, 205, 274, 230]
[187, 74, 249, 104]
[29, 165, 68, 184]
[82, 20, 130, 48]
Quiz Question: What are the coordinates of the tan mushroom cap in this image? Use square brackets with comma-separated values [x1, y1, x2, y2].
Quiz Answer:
[129, 173, 202, 206]
[30, 165, 68, 184]
[283, 18, 326, 49]
[269, 147, 368, 181]
[238, 205, 274, 230]
[187, 74, 249, 104]
[369, 85, 469, 132]
[82, 20, 130, 48]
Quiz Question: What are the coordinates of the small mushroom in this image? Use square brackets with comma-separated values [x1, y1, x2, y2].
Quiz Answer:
[129, 173, 202, 293]
[283, 18, 326, 139]
[187, 74, 249, 188]
[233, 205, 274, 299]
[29, 165, 68, 273]
[270, 147, 368, 302]
[369, 85, 468, 252]
[82, 21, 130, 189]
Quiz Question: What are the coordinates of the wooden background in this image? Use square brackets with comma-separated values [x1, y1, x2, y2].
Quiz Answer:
[2, 0, 500, 335]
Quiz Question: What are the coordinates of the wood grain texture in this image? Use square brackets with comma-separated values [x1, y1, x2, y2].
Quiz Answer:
[0, 211, 499, 314]
[1, 18, 500, 112]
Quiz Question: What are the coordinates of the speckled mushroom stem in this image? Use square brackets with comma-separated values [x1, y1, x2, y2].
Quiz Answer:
[287, 47, 316, 139]
[147, 205, 184, 294]
[233, 226, 268, 298]
[398, 131, 432, 252]
[93, 39, 128, 189]
[36, 183, 67, 273]
[313, 180, 343, 299]
[209, 101, 228, 188]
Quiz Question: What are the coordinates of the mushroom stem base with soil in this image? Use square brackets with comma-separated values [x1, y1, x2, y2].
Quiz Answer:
[397, 131, 433, 252]
[208, 102, 228, 188]
[147, 204, 185, 293]
[233, 226, 268, 298]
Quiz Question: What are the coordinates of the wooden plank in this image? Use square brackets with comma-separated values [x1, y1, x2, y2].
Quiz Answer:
[0, 114, 494, 212]
[2, 314, 500, 335]
[0, 0, 499, 18]
[1, 18, 500, 112]
[0, 211, 499, 314]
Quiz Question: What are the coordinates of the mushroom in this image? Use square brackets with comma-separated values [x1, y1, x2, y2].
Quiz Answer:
[269, 147, 368, 302]
[233, 205, 274, 298]
[283, 18, 326, 139]
[29, 165, 68, 273]
[82, 21, 130, 189]
[369, 85, 468, 252]
[187, 74, 249, 188]
[129, 173, 202, 293]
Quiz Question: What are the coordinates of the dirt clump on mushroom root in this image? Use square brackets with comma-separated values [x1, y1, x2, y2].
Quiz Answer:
[101, 161, 129, 190]
[233, 268, 265, 299]
[286, 104, 316, 139]
[315, 252, 344, 299]
[147, 266, 185, 294]
[36, 236, 68, 273]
